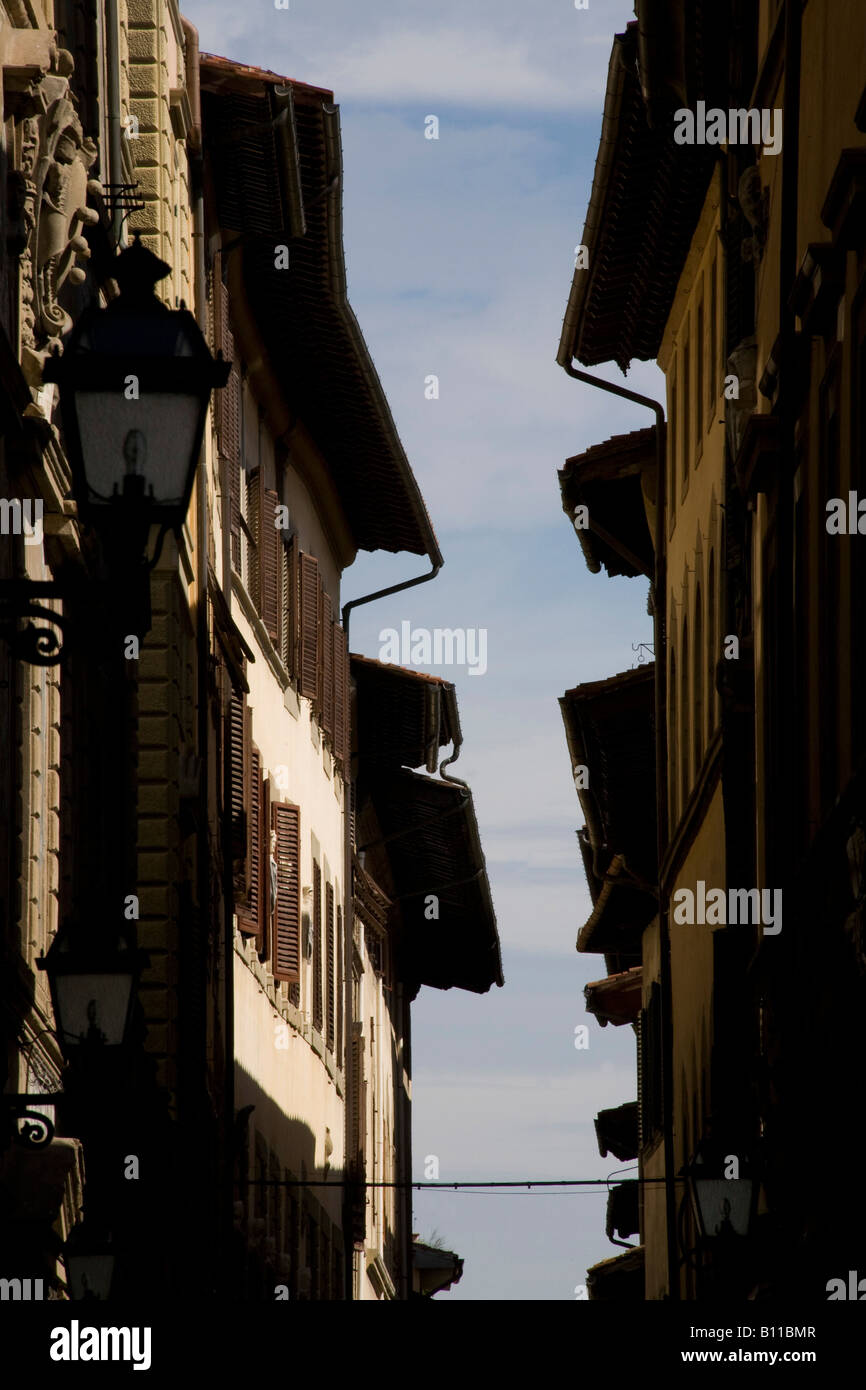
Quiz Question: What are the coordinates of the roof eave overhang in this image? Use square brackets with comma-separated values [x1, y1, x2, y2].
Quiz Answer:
[366, 769, 503, 993]
[556, 23, 716, 373]
[556, 28, 633, 369]
[351, 654, 460, 773]
[200, 56, 442, 566]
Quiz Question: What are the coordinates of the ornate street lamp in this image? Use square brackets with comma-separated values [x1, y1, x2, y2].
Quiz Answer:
[37, 922, 148, 1054]
[685, 1139, 759, 1241]
[43, 234, 228, 537]
[0, 234, 231, 659]
[64, 1225, 116, 1301]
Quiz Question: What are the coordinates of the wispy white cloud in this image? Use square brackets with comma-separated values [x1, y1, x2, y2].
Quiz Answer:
[319, 27, 582, 110]
[185, 0, 631, 112]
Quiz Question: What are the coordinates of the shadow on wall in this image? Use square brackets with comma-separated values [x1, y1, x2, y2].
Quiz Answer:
[232, 1065, 351, 1300]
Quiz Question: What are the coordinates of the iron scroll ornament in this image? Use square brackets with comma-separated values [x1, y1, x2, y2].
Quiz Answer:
[2, 1094, 61, 1150]
[0, 582, 67, 667]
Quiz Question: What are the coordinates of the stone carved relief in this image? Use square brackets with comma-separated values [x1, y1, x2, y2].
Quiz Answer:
[15, 47, 101, 388]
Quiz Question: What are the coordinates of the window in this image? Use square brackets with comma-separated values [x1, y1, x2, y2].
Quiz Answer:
[312, 860, 323, 1034]
[669, 363, 678, 529]
[296, 550, 351, 769]
[326, 880, 335, 1051]
[248, 459, 282, 650]
[708, 253, 717, 424]
[638, 983, 663, 1144]
[669, 645, 678, 834]
[696, 298, 704, 446]
[694, 584, 703, 771]
[280, 533, 299, 680]
[682, 321, 691, 492]
[680, 617, 689, 810]
[213, 258, 241, 569]
[227, 691, 272, 955]
[707, 551, 716, 739]
[852, 284, 866, 768]
[819, 356, 842, 812]
[336, 906, 344, 1069]
[272, 802, 301, 983]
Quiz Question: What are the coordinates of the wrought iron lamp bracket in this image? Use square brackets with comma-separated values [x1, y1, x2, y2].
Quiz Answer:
[0, 581, 68, 666]
[2, 1092, 63, 1150]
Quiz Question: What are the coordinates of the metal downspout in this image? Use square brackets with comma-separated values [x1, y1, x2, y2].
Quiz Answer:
[560, 361, 676, 1299]
[341, 556, 442, 644]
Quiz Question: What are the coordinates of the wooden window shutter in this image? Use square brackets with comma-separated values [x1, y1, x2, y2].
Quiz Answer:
[350, 1031, 363, 1161]
[299, 552, 320, 700]
[259, 765, 271, 964]
[333, 622, 349, 770]
[358, 1047, 367, 1165]
[238, 743, 262, 940]
[262, 489, 282, 648]
[272, 802, 301, 982]
[280, 534, 299, 679]
[228, 690, 251, 901]
[321, 594, 334, 737]
[349, 1028, 366, 1243]
[248, 466, 264, 613]
[638, 983, 663, 1143]
[216, 268, 242, 569]
[312, 860, 323, 1033]
[325, 880, 335, 1049]
[336, 905, 343, 1068]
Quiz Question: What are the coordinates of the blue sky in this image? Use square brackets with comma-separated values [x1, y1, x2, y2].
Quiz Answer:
[182, 0, 661, 1299]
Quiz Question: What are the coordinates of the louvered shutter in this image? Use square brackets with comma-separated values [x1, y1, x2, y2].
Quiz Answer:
[349, 1027, 366, 1244]
[299, 553, 320, 699]
[248, 467, 264, 613]
[259, 766, 271, 963]
[351, 1031, 362, 1161]
[333, 622, 346, 768]
[336, 905, 343, 1069]
[281, 533, 299, 679]
[216, 267, 241, 570]
[332, 622, 350, 772]
[272, 802, 301, 983]
[358, 1042, 367, 1165]
[636, 1009, 646, 1150]
[326, 881, 335, 1049]
[228, 691, 251, 900]
[262, 489, 282, 648]
[321, 594, 334, 737]
[238, 743, 261, 939]
[312, 860, 323, 1033]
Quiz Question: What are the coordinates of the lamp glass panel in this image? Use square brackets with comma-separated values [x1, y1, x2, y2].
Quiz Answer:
[74, 391, 200, 505]
[67, 1254, 115, 1301]
[695, 1177, 753, 1237]
[55, 971, 133, 1046]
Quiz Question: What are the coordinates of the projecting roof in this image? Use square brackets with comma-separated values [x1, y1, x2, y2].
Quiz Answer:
[361, 769, 503, 995]
[412, 1240, 464, 1297]
[561, 663, 657, 884]
[595, 1102, 639, 1162]
[200, 55, 441, 565]
[556, 22, 716, 372]
[584, 965, 643, 1027]
[586, 1245, 645, 1301]
[576, 849, 655, 956]
[350, 655, 460, 774]
[562, 665, 657, 955]
[559, 426, 657, 578]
